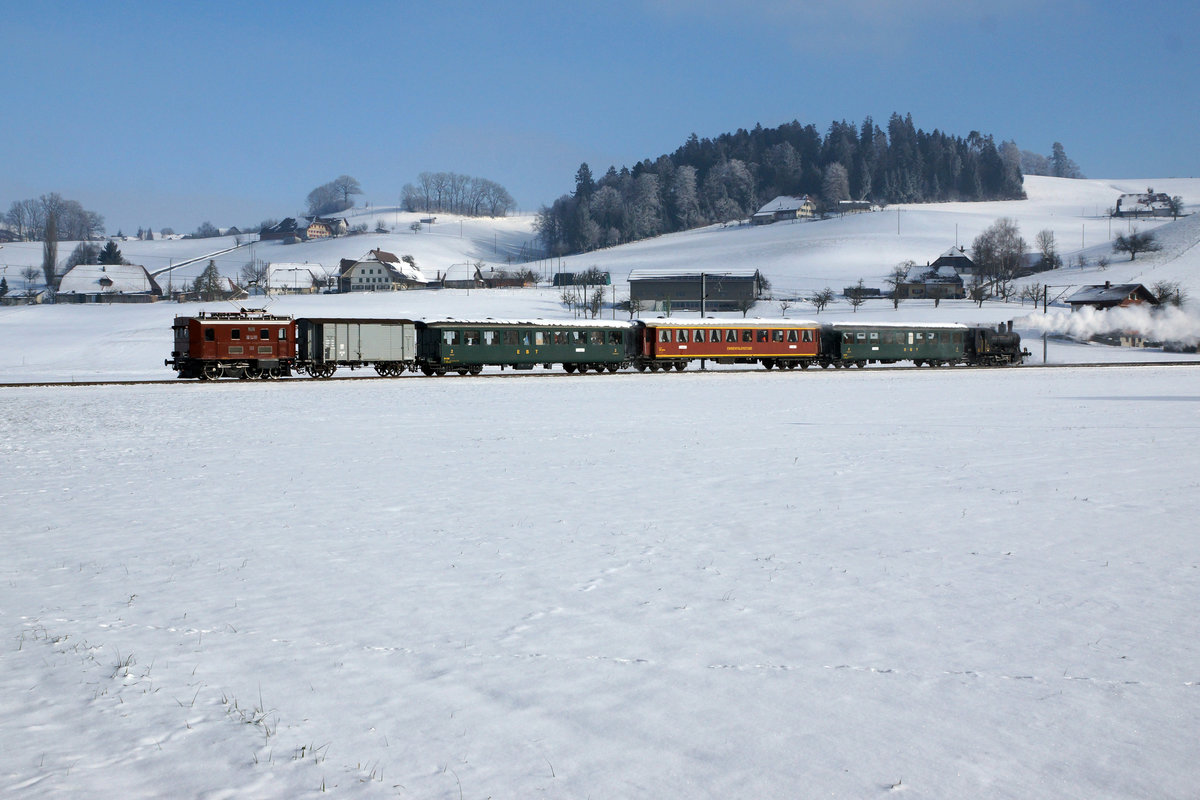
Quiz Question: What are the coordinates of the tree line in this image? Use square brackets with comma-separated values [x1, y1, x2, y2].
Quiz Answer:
[536, 113, 1030, 256]
[400, 172, 516, 217]
[4, 193, 105, 241]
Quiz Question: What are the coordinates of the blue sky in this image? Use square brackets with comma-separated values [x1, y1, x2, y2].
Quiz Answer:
[1, 0, 1195, 233]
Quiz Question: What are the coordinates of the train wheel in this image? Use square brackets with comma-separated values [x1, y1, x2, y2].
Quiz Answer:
[201, 363, 222, 380]
[674, 361, 687, 372]
[421, 366, 434, 377]
[469, 364, 483, 376]
[800, 361, 810, 370]
[244, 366, 263, 380]
[762, 359, 774, 370]
[606, 363, 619, 373]
[855, 360, 866, 369]
[913, 359, 924, 367]
[563, 363, 576, 374]
[635, 362, 647, 372]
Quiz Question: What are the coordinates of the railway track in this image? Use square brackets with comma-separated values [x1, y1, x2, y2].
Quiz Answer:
[3, 359, 1200, 389]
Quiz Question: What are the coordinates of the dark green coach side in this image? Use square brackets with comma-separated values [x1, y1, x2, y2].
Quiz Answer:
[416, 319, 637, 375]
[828, 322, 969, 367]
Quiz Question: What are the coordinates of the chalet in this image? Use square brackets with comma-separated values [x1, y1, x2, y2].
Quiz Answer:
[338, 249, 428, 292]
[56, 263, 162, 303]
[1065, 282, 1159, 311]
[752, 195, 815, 225]
[441, 262, 484, 289]
[629, 269, 764, 312]
[306, 217, 348, 239]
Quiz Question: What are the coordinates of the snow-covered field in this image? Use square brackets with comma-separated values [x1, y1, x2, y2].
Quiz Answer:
[3, 367, 1199, 798]
[4, 176, 1200, 797]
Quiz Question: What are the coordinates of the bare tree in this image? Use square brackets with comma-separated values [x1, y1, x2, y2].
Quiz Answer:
[1151, 280, 1187, 307]
[846, 279, 867, 312]
[777, 298, 792, 317]
[884, 261, 912, 309]
[809, 287, 835, 314]
[42, 212, 58, 294]
[1113, 229, 1162, 261]
[1034, 230, 1061, 270]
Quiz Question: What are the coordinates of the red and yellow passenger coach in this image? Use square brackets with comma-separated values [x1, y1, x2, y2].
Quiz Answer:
[637, 319, 822, 371]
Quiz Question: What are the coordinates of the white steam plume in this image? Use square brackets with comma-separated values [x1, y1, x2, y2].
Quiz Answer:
[1016, 305, 1200, 344]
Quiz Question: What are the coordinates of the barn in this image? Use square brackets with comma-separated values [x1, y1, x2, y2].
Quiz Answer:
[628, 269, 765, 312]
[57, 263, 162, 303]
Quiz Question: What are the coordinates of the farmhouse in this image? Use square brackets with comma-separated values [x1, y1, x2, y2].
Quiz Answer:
[1113, 188, 1174, 218]
[1065, 282, 1159, 310]
[306, 217, 348, 240]
[895, 265, 965, 300]
[259, 218, 303, 242]
[629, 269, 765, 312]
[338, 249, 428, 292]
[57, 263, 162, 303]
[751, 195, 815, 225]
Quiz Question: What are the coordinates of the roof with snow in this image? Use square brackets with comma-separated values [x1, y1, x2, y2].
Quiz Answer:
[58, 263, 160, 295]
[267, 266, 320, 289]
[1065, 283, 1159, 307]
[628, 269, 761, 281]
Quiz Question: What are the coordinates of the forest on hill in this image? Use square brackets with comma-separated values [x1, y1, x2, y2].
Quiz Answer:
[536, 112, 1027, 256]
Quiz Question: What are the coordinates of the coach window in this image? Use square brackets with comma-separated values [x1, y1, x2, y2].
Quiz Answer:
[802, 329, 813, 343]
[608, 330, 622, 345]
[869, 332, 879, 342]
[534, 331, 546, 346]
[757, 330, 769, 343]
[659, 329, 672, 343]
[571, 330, 585, 344]
[856, 332, 867, 342]
[278, 327, 287, 340]
[694, 330, 706, 343]
[678, 329, 690, 343]
[504, 330, 519, 346]
[787, 330, 798, 342]
[464, 330, 480, 345]
[231, 329, 241, 340]
[443, 330, 460, 346]
[204, 328, 215, 342]
[726, 330, 737, 342]
[843, 332, 853, 344]
[927, 332, 936, 342]
[483, 330, 497, 345]
[772, 330, 784, 342]
[555, 331, 567, 345]
[587, 331, 601, 345]
[742, 330, 753, 343]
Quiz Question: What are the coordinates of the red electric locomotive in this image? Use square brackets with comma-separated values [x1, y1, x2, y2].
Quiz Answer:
[166, 309, 296, 380]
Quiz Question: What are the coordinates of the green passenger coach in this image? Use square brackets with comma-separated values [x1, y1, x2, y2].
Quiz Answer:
[416, 319, 637, 375]
[828, 322, 969, 367]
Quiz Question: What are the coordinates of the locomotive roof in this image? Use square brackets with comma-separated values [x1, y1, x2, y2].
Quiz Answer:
[641, 318, 819, 327]
[420, 318, 636, 329]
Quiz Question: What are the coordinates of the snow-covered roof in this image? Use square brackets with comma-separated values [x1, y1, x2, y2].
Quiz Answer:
[628, 269, 761, 281]
[754, 195, 813, 215]
[1065, 284, 1157, 305]
[642, 318, 818, 327]
[267, 265, 320, 289]
[421, 318, 636, 329]
[58, 263, 159, 295]
[361, 249, 428, 283]
[830, 321, 968, 330]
